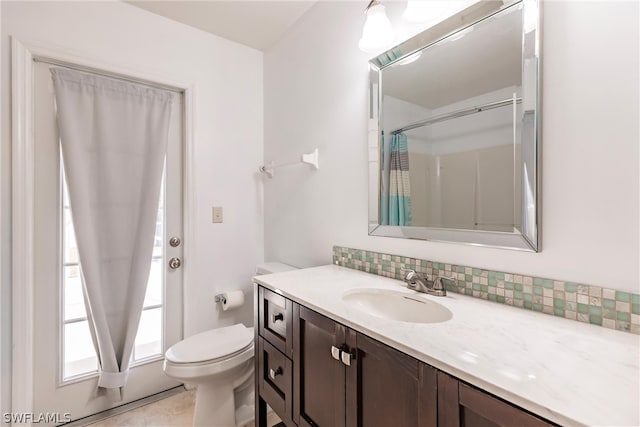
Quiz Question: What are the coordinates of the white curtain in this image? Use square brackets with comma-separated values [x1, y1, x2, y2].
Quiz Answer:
[51, 68, 174, 397]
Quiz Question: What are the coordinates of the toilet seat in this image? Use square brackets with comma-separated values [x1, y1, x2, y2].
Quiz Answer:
[163, 324, 254, 382]
[165, 324, 253, 365]
[164, 344, 254, 381]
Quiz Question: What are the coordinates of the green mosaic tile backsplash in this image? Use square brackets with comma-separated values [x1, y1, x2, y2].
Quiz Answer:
[332, 246, 640, 335]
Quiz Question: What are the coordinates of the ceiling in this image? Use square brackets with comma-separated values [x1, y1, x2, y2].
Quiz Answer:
[383, 4, 523, 110]
[126, 1, 317, 51]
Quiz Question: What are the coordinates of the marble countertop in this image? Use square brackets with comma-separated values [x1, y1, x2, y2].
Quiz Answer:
[253, 265, 640, 427]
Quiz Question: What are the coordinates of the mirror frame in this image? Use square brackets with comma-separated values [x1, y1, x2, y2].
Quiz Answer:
[368, 0, 541, 252]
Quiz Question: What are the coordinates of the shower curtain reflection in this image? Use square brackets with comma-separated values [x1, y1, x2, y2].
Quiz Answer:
[388, 133, 412, 226]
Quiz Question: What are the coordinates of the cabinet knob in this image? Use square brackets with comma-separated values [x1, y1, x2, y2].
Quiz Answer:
[330, 345, 341, 361]
[271, 312, 284, 323]
[269, 367, 283, 380]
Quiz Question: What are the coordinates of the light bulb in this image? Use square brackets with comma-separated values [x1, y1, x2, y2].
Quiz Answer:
[358, 3, 396, 53]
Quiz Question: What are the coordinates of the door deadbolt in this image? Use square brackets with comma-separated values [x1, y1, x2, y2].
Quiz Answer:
[169, 237, 181, 247]
[169, 257, 182, 270]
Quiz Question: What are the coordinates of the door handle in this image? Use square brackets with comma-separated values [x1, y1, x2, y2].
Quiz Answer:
[341, 350, 354, 366]
[330, 345, 341, 361]
[169, 257, 181, 270]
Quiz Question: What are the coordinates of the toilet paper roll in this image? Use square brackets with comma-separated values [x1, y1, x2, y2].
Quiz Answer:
[221, 291, 245, 311]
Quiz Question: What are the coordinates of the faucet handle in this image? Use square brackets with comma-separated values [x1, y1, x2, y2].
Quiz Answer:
[401, 269, 420, 290]
[433, 276, 455, 296]
[402, 268, 436, 283]
[401, 268, 417, 280]
[400, 268, 422, 284]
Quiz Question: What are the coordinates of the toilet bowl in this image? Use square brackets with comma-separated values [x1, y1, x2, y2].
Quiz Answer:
[164, 324, 254, 426]
[163, 262, 297, 426]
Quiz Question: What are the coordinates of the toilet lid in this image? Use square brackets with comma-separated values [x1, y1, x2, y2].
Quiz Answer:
[165, 324, 253, 364]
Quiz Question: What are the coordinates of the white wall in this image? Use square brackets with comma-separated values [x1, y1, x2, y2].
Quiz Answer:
[1, 1, 263, 415]
[264, 1, 640, 294]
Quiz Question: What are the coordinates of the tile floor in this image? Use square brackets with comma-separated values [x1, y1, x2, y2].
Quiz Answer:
[86, 389, 280, 427]
[87, 390, 195, 427]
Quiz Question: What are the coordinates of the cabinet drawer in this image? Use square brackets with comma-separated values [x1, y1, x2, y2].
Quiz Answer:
[438, 372, 555, 427]
[259, 287, 293, 356]
[258, 337, 293, 425]
[458, 383, 554, 427]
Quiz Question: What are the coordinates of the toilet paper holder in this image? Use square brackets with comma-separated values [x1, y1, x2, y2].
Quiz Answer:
[214, 291, 245, 311]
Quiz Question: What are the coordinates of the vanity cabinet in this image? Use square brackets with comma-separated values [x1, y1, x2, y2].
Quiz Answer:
[293, 305, 436, 427]
[255, 285, 555, 427]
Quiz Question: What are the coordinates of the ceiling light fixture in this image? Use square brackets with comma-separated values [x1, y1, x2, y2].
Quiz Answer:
[358, 0, 396, 53]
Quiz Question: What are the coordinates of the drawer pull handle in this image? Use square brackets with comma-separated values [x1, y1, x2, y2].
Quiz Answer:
[330, 345, 341, 361]
[269, 367, 283, 380]
[271, 312, 284, 323]
[341, 350, 353, 367]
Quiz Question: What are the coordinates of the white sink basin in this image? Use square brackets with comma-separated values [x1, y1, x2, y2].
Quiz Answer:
[342, 288, 453, 324]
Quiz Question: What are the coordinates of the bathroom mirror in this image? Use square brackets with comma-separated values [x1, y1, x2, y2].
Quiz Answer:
[368, 0, 540, 251]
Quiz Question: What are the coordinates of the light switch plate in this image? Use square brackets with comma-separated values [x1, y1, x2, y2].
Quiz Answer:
[212, 206, 223, 223]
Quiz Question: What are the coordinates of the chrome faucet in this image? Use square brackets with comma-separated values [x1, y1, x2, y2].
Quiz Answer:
[402, 269, 449, 297]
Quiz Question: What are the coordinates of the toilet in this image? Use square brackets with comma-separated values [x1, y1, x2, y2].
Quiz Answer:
[163, 262, 297, 427]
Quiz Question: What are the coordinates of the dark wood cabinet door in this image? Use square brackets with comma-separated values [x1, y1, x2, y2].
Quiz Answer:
[345, 332, 438, 427]
[438, 372, 555, 427]
[293, 304, 347, 427]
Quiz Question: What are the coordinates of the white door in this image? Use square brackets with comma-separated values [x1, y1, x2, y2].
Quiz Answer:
[32, 61, 184, 423]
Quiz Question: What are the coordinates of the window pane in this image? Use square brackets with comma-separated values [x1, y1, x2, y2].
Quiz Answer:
[62, 173, 70, 208]
[63, 208, 79, 264]
[152, 174, 164, 258]
[134, 308, 162, 360]
[64, 266, 86, 321]
[64, 321, 98, 379]
[144, 258, 163, 307]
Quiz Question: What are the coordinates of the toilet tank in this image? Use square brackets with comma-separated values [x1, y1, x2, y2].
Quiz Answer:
[255, 262, 297, 275]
